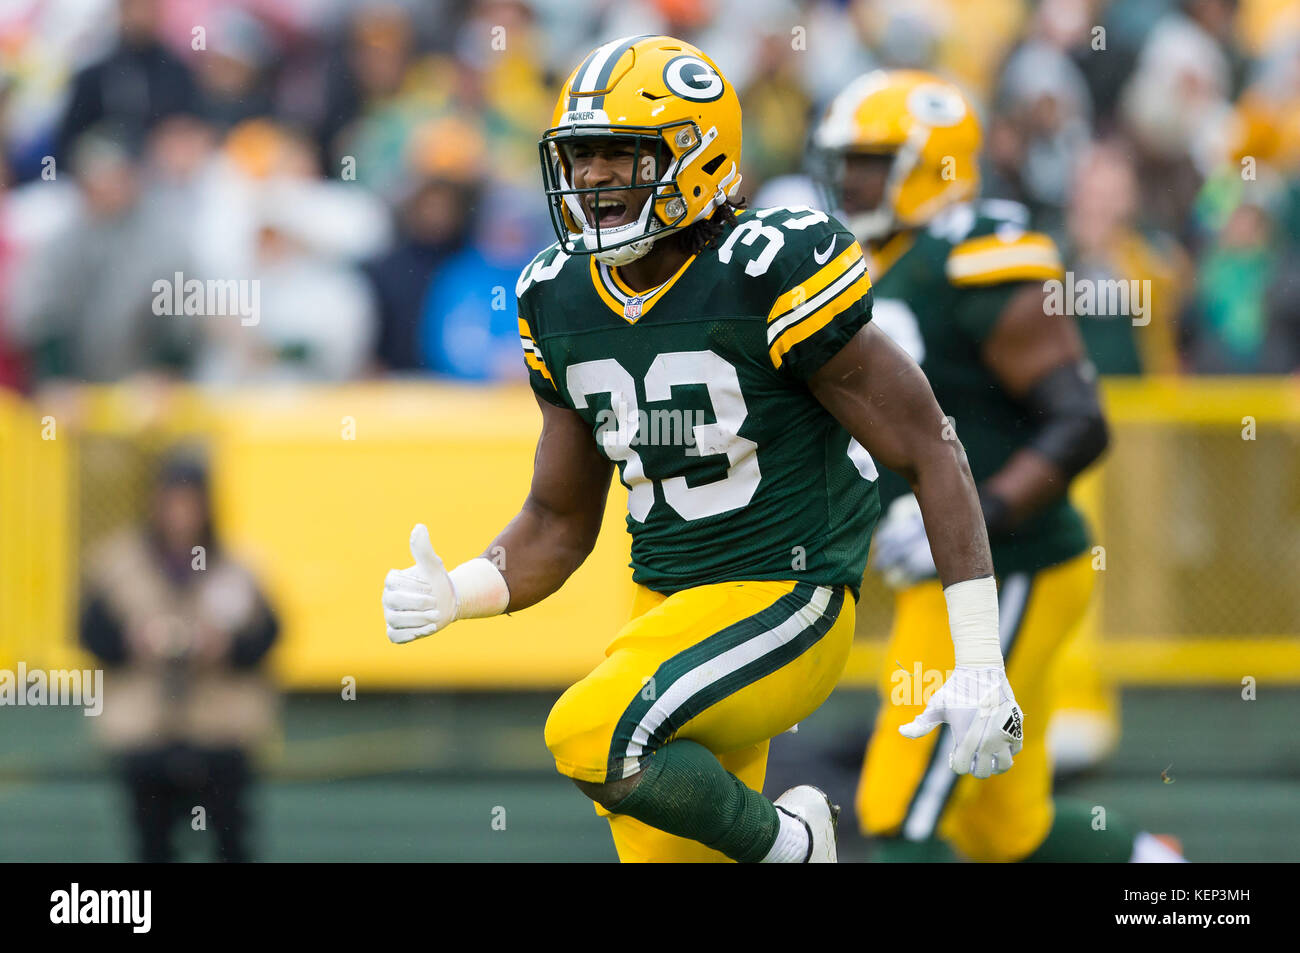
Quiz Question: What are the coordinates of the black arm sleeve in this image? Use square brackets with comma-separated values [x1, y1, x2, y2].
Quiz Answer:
[228, 595, 280, 669]
[1021, 360, 1110, 479]
[80, 591, 129, 666]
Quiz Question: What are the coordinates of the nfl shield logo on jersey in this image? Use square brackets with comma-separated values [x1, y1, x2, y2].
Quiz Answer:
[623, 296, 643, 322]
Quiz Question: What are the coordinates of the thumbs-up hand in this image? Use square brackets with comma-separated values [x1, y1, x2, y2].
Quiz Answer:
[382, 524, 459, 643]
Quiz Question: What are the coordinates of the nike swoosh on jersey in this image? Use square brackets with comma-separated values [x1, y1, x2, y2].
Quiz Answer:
[813, 236, 837, 265]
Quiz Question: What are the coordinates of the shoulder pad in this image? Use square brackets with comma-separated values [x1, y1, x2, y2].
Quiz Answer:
[718, 206, 849, 279]
[925, 202, 979, 244]
[976, 198, 1032, 227]
[515, 243, 569, 300]
[748, 204, 837, 233]
[945, 224, 1063, 287]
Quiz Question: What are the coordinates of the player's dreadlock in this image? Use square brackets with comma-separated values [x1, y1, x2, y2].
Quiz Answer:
[666, 197, 748, 256]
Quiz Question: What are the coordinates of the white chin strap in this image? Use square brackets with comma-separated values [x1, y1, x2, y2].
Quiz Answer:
[590, 160, 737, 265]
[848, 208, 896, 243]
[581, 195, 664, 265]
[594, 235, 658, 266]
[554, 147, 668, 266]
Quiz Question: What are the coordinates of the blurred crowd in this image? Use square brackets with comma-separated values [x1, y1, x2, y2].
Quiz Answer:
[1, 0, 1299, 395]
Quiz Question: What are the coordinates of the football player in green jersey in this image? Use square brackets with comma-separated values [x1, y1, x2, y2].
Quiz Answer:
[382, 37, 1025, 863]
[815, 69, 1183, 862]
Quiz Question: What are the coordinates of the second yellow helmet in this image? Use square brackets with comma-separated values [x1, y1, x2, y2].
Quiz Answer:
[814, 70, 982, 242]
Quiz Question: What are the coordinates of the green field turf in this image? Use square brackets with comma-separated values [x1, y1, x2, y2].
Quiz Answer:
[2, 687, 1296, 862]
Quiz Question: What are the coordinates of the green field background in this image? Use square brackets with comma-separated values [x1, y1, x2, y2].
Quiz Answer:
[2, 687, 1296, 862]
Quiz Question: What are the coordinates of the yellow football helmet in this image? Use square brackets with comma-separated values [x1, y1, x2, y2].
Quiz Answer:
[814, 70, 981, 242]
[539, 35, 743, 266]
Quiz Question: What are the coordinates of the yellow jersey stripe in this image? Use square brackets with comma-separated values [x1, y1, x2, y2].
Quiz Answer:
[767, 257, 869, 345]
[946, 234, 1063, 285]
[768, 242, 863, 323]
[607, 264, 644, 298]
[589, 258, 625, 316]
[865, 231, 916, 281]
[590, 254, 698, 322]
[949, 232, 1057, 258]
[768, 272, 872, 369]
[523, 347, 556, 386]
[627, 253, 697, 316]
[518, 316, 556, 386]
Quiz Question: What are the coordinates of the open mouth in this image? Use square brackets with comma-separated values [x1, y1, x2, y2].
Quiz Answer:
[587, 196, 630, 229]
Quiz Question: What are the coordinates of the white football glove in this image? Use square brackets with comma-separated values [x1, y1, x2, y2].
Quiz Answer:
[872, 494, 937, 589]
[900, 665, 1024, 778]
[383, 524, 458, 643]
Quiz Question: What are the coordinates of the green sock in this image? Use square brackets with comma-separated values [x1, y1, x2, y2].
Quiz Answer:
[1022, 797, 1138, 862]
[607, 740, 779, 863]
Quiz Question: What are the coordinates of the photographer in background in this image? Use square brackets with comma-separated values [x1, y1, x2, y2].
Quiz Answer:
[80, 453, 280, 862]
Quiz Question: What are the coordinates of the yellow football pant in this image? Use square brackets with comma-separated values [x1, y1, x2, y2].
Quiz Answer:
[1045, 609, 1121, 764]
[545, 579, 856, 863]
[857, 552, 1095, 862]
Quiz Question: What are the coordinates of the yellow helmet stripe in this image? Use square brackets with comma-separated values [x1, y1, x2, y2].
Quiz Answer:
[769, 273, 873, 369]
[946, 233, 1063, 285]
[767, 242, 863, 325]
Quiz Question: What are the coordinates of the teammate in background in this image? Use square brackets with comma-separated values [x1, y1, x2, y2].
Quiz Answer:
[382, 37, 1024, 863]
[751, 176, 1121, 785]
[812, 70, 1183, 862]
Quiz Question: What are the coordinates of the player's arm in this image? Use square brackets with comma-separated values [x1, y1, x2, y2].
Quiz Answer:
[977, 284, 1109, 533]
[487, 395, 613, 611]
[807, 322, 991, 588]
[382, 393, 612, 643]
[808, 324, 1024, 777]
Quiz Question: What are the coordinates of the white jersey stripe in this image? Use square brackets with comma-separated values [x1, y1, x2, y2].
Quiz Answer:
[766, 258, 867, 345]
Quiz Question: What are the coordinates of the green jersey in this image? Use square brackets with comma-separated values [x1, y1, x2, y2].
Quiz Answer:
[869, 199, 1090, 575]
[516, 206, 880, 595]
